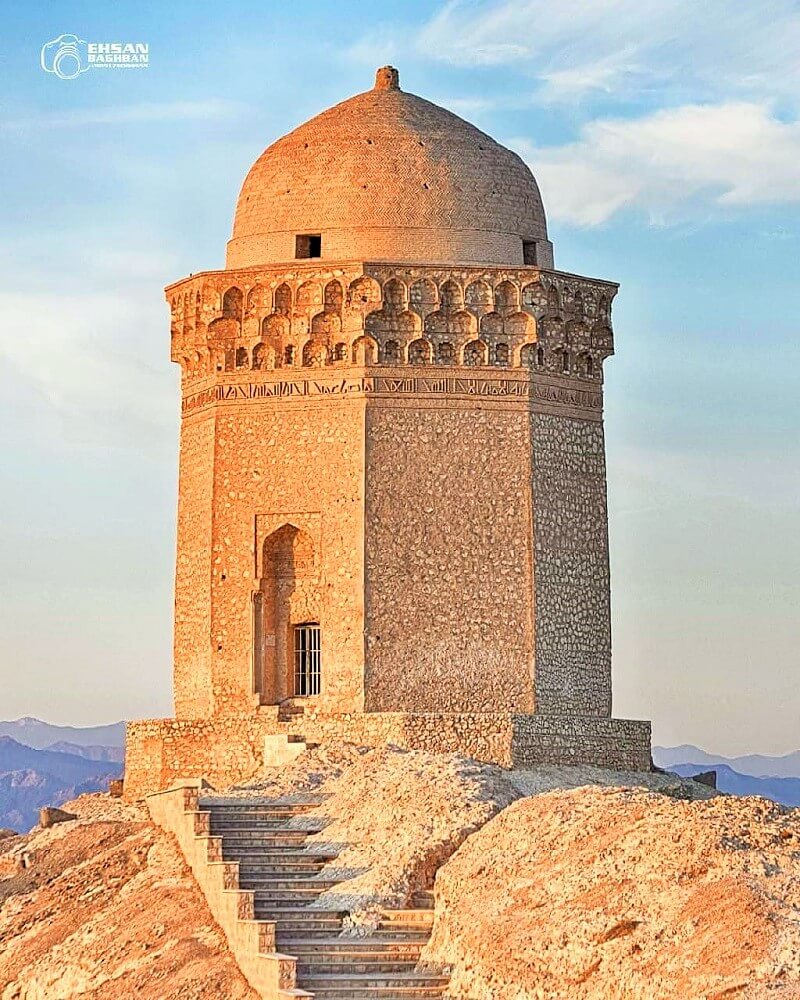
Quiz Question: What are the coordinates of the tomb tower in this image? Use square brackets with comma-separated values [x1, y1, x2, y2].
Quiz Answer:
[125, 68, 651, 797]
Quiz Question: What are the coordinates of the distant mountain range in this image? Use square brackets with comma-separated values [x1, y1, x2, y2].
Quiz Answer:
[0, 717, 125, 750]
[666, 762, 800, 807]
[654, 745, 800, 808]
[1, 720, 797, 831]
[654, 744, 800, 780]
[0, 720, 125, 833]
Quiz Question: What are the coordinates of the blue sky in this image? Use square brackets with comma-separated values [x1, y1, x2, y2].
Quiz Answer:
[1, 1, 798, 753]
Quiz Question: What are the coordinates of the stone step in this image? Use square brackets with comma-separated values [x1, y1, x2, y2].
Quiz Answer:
[216, 836, 322, 848]
[216, 826, 313, 834]
[253, 907, 347, 926]
[219, 833, 312, 848]
[279, 939, 424, 958]
[253, 890, 329, 905]
[239, 876, 342, 890]
[211, 820, 320, 831]
[277, 929, 432, 944]
[204, 801, 318, 812]
[237, 863, 329, 877]
[379, 910, 435, 927]
[297, 958, 423, 976]
[410, 891, 434, 909]
[214, 816, 323, 833]
[208, 811, 316, 823]
[236, 848, 337, 861]
[235, 853, 330, 865]
[213, 831, 319, 842]
[308, 992, 447, 1000]
[306, 994, 447, 1000]
[297, 972, 449, 998]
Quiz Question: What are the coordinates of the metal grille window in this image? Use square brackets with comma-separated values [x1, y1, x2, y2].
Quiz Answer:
[293, 623, 321, 696]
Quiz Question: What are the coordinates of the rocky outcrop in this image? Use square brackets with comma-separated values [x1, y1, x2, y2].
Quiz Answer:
[2, 753, 798, 999]
[232, 742, 519, 922]
[0, 794, 257, 999]
[424, 786, 800, 999]
[38, 807, 77, 828]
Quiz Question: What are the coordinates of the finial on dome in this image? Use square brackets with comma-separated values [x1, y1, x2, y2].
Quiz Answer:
[374, 66, 400, 91]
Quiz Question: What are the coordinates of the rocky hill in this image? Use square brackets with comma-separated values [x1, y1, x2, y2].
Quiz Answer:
[0, 738, 122, 832]
[655, 744, 800, 780]
[1, 748, 799, 999]
[670, 761, 800, 807]
[0, 795, 257, 999]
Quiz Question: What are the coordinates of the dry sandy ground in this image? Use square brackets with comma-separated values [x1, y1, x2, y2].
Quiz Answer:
[0, 794, 257, 1000]
[2, 749, 797, 999]
[424, 785, 800, 1000]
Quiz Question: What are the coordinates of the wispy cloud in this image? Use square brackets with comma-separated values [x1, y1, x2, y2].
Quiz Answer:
[0, 99, 248, 131]
[416, 0, 800, 107]
[0, 288, 173, 445]
[514, 102, 800, 225]
[344, 27, 402, 67]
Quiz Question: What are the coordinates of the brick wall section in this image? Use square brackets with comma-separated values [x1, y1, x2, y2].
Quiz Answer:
[201, 400, 366, 716]
[228, 228, 552, 271]
[226, 73, 552, 271]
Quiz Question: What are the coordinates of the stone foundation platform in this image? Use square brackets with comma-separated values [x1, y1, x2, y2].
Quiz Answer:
[124, 709, 651, 800]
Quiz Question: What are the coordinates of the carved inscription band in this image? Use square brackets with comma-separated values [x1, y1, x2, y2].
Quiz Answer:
[182, 375, 602, 416]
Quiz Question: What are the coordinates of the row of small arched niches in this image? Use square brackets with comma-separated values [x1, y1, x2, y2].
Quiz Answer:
[171, 276, 610, 322]
[183, 338, 600, 377]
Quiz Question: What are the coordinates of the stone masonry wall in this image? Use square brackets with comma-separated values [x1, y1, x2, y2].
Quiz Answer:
[125, 711, 651, 800]
[173, 410, 216, 718]
[168, 262, 616, 721]
[512, 715, 651, 771]
[531, 413, 613, 717]
[364, 401, 535, 712]
[205, 397, 366, 716]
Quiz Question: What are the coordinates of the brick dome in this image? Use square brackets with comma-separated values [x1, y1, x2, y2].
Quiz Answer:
[226, 67, 553, 270]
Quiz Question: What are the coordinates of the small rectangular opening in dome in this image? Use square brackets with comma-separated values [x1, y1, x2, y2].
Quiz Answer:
[522, 240, 537, 265]
[296, 234, 321, 259]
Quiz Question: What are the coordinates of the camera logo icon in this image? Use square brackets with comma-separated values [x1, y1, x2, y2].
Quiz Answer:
[40, 34, 90, 80]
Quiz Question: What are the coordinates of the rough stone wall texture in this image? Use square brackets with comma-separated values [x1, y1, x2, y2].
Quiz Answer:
[512, 715, 651, 771]
[125, 711, 651, 800]
[531, 413, 613, 717]
[167, 261, 617, 723]
[364, 402, 535, 712]
[173, 411, 216, 718]
[176, 399, 364, 716]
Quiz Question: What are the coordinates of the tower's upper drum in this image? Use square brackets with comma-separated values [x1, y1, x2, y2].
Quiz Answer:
[227, 67, 552, 270]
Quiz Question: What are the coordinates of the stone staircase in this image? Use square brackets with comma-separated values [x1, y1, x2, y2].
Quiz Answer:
[204, 798, 451, 999]
[277, 698, 307, 724]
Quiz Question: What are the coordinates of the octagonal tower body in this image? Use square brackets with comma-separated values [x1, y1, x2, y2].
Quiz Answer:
[167, 68, 617, 723]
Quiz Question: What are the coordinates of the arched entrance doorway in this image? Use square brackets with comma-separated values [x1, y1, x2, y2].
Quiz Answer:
[253, 524, 321, 702]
